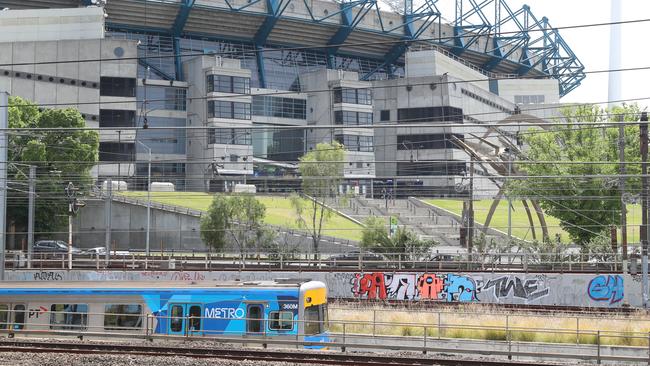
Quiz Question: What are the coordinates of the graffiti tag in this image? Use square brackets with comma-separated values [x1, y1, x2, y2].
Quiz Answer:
[33, 272, 63, 281]
[482, 276, 549, 302]
[351, 272, 478, 302]
[588, 275, 624, 304]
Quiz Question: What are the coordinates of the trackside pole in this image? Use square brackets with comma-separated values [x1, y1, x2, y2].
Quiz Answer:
[0, 92, 7, 281]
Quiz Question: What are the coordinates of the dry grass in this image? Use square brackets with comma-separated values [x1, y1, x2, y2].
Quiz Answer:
[329, 303, 650, 346]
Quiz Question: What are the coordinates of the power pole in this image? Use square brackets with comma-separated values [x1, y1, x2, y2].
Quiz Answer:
[617, 114, 627, 273]
[0, 92, 8, 281]
[468, 159, 474, 253]
[27, 165, 35, 269]
[64, 182, 79, 270]
[640, 112, 648, 308]
[105, 178, 112, 266]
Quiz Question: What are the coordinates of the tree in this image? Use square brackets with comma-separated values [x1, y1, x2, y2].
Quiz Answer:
[227, 195, 267, 262]
[7, 97, 99, 239]
[200, 195, 232, 252]
[512, 104, 641, 246]
[360, 216, 437, 261]
[199, 194, 267, 262]
[291, 141, 345, 259]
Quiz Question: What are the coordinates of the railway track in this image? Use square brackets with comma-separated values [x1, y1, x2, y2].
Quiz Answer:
[0, 340, 565, 366]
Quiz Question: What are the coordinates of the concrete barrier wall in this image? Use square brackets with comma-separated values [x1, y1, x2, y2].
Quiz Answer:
[6, 270, 637, 308]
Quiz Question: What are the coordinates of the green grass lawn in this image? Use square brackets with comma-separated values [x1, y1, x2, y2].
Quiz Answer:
[120, 192, 362, 242]
[427, 199, 644, 243]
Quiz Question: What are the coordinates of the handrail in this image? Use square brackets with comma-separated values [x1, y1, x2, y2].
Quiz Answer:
[3, 250, 627, 272]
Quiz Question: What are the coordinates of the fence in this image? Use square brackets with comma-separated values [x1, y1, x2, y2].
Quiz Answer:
[1, 308, 650, 364]
[3, 250, 628, 272]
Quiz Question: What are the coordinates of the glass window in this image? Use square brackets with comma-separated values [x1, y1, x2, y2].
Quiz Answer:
[269, 311, 293, 330]
[232, 77, 250, 94]
[207, 74, 251, 94]
[0, 304, 7, 330]
[50, 304, 88, 330]
[100, 77, 136, 97]
[304, 304, 326, 335]
[357, 89, 372, 105]
[99, 142, 135, 162]
[208, 128, 252, 145]
[13, 304, 25, 330]
[170, 304, 184, 332]
[397, 107, 463, 123]
[380, 110, 390, 121]
[335, 135, 372, 152]
[357, 112, 373, 125]
[252, 96, 306, 120]
[188, 305, 201, 332]
[104, 304, 143, 330]
[333, 87, 372, 105]
[359, 136, 374, 152]
[99, 110, 135, 128]
[208, 101, 251, 120]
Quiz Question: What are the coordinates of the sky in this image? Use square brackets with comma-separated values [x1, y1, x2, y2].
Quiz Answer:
[429, 0, 650, 108]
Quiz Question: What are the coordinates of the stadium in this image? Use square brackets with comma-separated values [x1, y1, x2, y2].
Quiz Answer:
[0, 0, 585, 196]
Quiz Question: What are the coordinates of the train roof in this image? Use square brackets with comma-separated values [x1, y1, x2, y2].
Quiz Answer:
[0, 279, 319, 289]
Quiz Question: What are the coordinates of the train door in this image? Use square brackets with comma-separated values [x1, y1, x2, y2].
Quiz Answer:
[0, 303, 26, 331]
[245, 304, 264, 335]
[168, 303, 203, 336]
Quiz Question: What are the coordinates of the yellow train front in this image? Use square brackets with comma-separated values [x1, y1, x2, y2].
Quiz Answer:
[0, 279, 329, 348]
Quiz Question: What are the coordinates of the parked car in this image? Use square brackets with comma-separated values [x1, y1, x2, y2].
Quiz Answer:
[33, 240, 82, 254]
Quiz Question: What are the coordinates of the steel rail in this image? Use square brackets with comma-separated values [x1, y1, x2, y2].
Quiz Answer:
[0, 340, 566, 366]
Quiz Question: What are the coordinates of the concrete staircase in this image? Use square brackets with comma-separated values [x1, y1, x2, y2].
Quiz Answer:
[326, 196, 463, 247]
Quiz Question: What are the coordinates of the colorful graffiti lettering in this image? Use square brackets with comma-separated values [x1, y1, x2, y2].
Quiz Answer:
[417, 274, 444, 299]
[446, 274, 478, 302]
[351, 272, 477, 302]
[351, 272, 387, 300]
[386, 274, 417, 300]
[482, 276, 549, 302]
[588, 275, 624, 304]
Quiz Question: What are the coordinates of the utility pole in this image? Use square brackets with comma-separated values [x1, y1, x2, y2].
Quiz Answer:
[468, 159, 474, 253]
[617, 114, 628, 272]
[64, 182, 80, 270]
[105, 178, 112, 266]
[507, 150, 512, 241]
[135, 140, 152, 265]
[0, 92, 8, 281]
[27, 165, 35, 269]
[640, 112, 648, 308]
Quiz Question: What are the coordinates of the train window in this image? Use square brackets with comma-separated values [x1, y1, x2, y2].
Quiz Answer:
[13, 304, 26, 330]
[269, 311, 293, 330]
[104, 304, 143, 330]
[170, 305, 184, 332]
[188, 305, 201, 332]
[0, 304, 7, 330]
[304, 304, 327, 335]
[50, 304, 88, 331]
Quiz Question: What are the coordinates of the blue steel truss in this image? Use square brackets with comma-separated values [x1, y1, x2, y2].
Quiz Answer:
[447, 0, 585, 95]
[103, 0, 585, 96]
[360, 0, 441, 80]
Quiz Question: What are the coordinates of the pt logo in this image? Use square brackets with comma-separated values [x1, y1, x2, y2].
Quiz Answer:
[28, 306, 48, 319]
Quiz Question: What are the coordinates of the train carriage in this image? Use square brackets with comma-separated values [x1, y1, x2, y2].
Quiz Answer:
[0, 279, 328, 346]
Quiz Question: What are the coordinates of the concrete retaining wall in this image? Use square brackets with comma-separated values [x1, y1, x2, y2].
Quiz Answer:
[6, 270, 638, 308]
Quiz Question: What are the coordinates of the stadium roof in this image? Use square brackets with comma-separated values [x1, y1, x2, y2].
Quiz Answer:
[2, 0, 586, 96]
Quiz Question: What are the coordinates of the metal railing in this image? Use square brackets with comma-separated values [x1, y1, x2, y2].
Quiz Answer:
[2, 250, 628, 272]
[1, 308, 650, 364]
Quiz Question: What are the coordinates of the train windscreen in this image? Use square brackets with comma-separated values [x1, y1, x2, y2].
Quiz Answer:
[304, 304, 327, 335]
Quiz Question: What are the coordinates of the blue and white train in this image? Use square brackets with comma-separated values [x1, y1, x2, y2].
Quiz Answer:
[0, 279, 329, 346]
